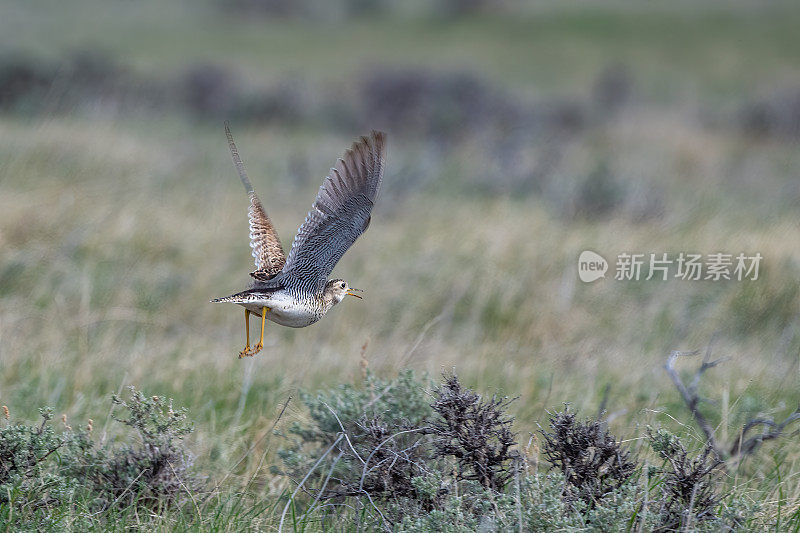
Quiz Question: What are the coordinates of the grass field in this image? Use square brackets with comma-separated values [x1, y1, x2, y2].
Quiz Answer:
[1, 0, 800, 530]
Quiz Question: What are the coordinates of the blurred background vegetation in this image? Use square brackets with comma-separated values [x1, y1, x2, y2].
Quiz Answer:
[1, 0, 799, 528]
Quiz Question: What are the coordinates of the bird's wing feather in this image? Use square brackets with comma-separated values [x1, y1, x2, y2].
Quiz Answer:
[252, 131, 385, 293]
[225, 123, 286, 277]
[246, 193, 286, 277]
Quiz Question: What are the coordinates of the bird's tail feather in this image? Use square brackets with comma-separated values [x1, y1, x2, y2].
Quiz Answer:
[211, 294, 244, 303]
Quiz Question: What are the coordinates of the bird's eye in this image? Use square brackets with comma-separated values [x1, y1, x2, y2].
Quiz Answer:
[340, 282, 346, 289]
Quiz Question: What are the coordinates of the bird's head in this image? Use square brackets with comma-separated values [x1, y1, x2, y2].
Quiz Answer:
[324, 279, 362, 305]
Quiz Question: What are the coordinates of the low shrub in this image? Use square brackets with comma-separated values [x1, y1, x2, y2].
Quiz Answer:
[276, 371, 768, 532]
[540, 406, 636, 508]
[648, 428, 724, 530]
[0, 388, 200, 531]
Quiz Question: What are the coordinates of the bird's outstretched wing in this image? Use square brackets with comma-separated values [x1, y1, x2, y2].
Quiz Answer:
[225, 123, 286, 278]
[252, 131, 386, 294]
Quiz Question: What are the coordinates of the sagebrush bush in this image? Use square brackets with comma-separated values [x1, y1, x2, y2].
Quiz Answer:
[1, 373, 781, 532]
[275, 369, 436, 510]
[68, 388, 198, 509]
[0, 407, 93, 517]
[0, 388, 200, 531]
[429, 374, 517, 491]
[275, 371, 772, 532]
[648, 428, 724, 530]
[540, 406, 636, 507]
[278, 371, 523, 527]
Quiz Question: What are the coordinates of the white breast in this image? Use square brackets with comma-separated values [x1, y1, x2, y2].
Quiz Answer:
[239, 292, 322, 328]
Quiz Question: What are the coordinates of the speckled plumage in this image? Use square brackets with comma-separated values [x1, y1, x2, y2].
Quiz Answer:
[212, 126, 385, 355]
[251, 130, 386, 295]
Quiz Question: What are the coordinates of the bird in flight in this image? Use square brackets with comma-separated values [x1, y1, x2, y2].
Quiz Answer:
[212, 124, 386, 358]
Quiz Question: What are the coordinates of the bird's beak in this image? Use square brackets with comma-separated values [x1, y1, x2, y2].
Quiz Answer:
[346, 288, 363, 299]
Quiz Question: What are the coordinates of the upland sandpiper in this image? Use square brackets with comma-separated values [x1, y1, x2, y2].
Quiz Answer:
[212, 125, 386, 358]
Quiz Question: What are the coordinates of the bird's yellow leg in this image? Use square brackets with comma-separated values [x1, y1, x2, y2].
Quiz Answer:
[238, 309, 252, 359]
[250, 306, 269, 355]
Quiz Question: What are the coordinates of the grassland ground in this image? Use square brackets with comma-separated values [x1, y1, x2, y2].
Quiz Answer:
[1, 0, 800, 529]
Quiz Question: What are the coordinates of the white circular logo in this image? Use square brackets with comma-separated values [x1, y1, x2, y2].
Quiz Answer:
[578, 251, 608, 283]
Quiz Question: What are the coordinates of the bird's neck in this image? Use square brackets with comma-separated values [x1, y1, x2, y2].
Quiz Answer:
[319, 291, 337, 313]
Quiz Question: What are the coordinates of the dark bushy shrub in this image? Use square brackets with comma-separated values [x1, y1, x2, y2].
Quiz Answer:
[277, 371, 525, 526]
[648, 428, 724, 530]
[429, 374, 517, 491]
[540, 406, 636, 507]
[276, 372, 773, 531]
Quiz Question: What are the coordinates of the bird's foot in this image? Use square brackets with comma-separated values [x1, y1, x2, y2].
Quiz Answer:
[237, 342, 263, 358]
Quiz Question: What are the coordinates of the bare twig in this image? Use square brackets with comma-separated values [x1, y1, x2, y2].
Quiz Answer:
[665, 350, 800, 464]
[92, 469, 148, 516]
[358, 427, 430, 493]
[357, 487, 391, 532]
[322, 402, 365, 465]
[301, 450, 344, 524]
[665, 351, 723, 458]
[729, 407, 800, 458]
[168, 461, 201, 522]
[279, 434, 343, 533]
[514, 458, 523, 533]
